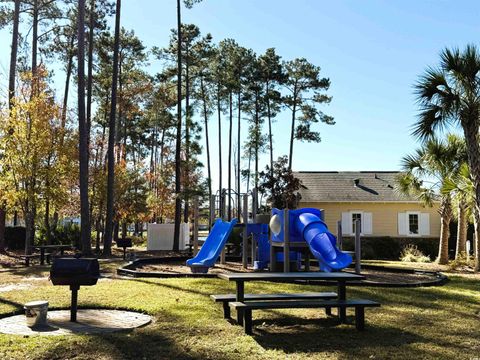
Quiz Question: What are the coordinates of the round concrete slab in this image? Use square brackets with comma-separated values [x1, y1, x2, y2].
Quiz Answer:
[0, 309, 151, 336]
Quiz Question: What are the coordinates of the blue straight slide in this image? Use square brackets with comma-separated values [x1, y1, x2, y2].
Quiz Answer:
[295, 213, 352, 272]
[186, 218, 238, 273]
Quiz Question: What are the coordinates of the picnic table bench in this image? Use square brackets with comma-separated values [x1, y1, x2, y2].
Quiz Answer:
[34, 245, 73, 265]
[214, 272, 380, 335]
[211, 291, 338, 319]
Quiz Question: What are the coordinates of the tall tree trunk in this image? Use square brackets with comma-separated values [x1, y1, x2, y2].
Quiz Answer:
[266, 82, 274, 176]
[437, 196, 452, 265]
[462, 119, 480, 271]
[24, 210, 33, 255]
[86, 0, 95, 149]
[254, 91, 259, 190]
[60, 35, 75, 147]
[104, 0, 121, 256]
[455, 198, 468, 259]
[473, 206, 480, 271]
[183, 51, 191, 223]
[200, 77, 212, 200]
[77, 0, 91, 255]
[217, 86, 223, 218]
[246, 147, 252, 194]
[172, 0, 182, 251]
[2, 0, 21, 253]
[32, 0, 38, 77]
[288, 85, 297, 170]
[0, 205, 5, 253]
[236, 91, 241, 220]
[116, 60, 123, 163]
[9, 0, 20, 109]
[228, 91, 233, 220]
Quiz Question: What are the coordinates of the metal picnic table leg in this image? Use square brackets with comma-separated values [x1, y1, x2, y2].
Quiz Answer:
[338, 280, 346, 323]
[236, 280, 244, 325]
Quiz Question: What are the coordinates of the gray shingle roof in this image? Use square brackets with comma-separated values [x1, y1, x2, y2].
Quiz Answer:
[294, 171, 419, 202]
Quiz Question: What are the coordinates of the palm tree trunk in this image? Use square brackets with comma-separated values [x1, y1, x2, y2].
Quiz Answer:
[473, 206, 480, 271]
[172, 0, 182, 251]
[462, 119, 480, 271]
[104, 0, 121, 256]
[455, 199, 468, 259]
[437, 197, 452, 264]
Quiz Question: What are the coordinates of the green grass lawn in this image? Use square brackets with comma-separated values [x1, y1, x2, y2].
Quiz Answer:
[0, 262, 479, 360]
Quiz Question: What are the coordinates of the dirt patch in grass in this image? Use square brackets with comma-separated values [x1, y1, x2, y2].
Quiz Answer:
[137, 261, 250, 274]
[356, 269, 439, 284]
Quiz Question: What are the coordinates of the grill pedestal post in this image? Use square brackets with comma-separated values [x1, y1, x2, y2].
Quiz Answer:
[70, 285, 80, 322]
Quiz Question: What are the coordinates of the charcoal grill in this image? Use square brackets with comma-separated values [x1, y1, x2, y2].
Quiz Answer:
[50, 257, 100, 322]
[116, 238, 133, 260]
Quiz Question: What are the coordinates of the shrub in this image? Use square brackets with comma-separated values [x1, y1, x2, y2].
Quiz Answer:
[5, 226, 26, 250]
[448, 253, 471, 270]
[37, 224, 81, 248]
[341, 236, 439, 260]
[400, 244, 431, 263]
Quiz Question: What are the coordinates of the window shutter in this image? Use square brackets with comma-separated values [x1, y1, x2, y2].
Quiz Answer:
[341, 212, 352, 235]
[363, 212, 372, 235]
[419, 213, 430, 236]
[398, 213, 407, 235]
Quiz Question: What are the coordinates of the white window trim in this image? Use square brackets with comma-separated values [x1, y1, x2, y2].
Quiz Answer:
[406, 211, 421, 237]
[350, 210, 363, 236]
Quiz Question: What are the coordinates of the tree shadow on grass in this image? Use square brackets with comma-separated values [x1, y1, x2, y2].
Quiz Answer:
[34, 311, 231, 360]
[0, 296, 24, 318]
[251, 318, 426, 356]
[119, 277, 224, 298]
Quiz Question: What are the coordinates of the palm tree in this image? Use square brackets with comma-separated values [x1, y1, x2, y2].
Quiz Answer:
[414, 45, 480, 270]
[397, 135, 465, 264]
[442, 163, 474, 260]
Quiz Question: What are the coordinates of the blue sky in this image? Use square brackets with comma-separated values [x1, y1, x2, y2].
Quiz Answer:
[0, 0, 479, 192]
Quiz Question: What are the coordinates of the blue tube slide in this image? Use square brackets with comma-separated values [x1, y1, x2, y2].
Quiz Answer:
[186, 218, 238, 273]
[295, 213, 352, 272]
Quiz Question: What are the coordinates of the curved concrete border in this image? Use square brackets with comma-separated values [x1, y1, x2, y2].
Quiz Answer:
[117, 257, 448, 287]
[117, 256, 241, 278]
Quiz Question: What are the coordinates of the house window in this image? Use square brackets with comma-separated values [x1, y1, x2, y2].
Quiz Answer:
[408, 213, 419, 235]
[352, 212, 362, 234]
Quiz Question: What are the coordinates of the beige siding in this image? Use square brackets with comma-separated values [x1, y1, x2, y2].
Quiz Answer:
[299, 202, 440, 238]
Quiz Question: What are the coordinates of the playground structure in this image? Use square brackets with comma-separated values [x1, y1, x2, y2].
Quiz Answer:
[186, 189, 355, 274]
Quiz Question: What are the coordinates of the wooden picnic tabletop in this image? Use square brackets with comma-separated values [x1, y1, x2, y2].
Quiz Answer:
[217, 272, 365, 282]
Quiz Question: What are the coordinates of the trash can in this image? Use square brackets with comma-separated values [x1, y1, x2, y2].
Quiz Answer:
[24, 300, 49, 328]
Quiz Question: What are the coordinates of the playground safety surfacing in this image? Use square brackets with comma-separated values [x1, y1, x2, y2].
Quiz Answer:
[0, 309, 151, 336]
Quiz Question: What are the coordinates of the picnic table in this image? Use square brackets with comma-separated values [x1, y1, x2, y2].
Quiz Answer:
[34, 245, 73, 265]
[215, 272, 380, 334]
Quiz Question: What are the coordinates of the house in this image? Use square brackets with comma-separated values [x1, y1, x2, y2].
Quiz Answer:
[294, 171, 440, 239]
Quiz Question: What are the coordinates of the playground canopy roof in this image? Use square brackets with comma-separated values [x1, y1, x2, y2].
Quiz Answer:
[294, 171, 429, 203]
